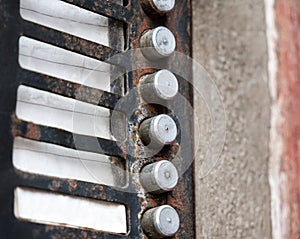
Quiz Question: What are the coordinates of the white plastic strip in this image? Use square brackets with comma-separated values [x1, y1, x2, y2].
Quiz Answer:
[20, 0, 109, 46]
[13, 137, 119, 186]
[265, 0, 282, 238]
[16, 85, 113, 140]
[19, 37, 111, 91]
[14, 187, 127, 234]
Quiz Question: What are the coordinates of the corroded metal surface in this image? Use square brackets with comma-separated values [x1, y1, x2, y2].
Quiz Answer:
[0, 0, 194, 238]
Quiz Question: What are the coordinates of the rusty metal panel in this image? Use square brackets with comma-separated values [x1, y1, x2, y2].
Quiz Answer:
[0, 0, 194, 238]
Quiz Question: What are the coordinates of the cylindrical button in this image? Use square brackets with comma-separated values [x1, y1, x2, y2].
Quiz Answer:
[140, 70, 179, 102]
[140, 160, 179, 194]
[141, 205, 180, 238]
[139, 114, 177, 148]
[140, 27, 176, 60]
[141, 0, 175, 17]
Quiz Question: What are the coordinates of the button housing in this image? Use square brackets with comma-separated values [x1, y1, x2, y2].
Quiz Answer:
[141, 205, 180, 238]
[139, 114, 178, 148]
[140, 27, 176, 60]
[140, 160, 179, 194]
[141, 0, 176, 17]
[140, 70, 179, 103]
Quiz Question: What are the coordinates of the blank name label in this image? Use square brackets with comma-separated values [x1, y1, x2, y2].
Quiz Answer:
[19, 37, 112, 91]
[16, 85, 113, 140]
[20, 0, 109, 46]
[14, 187, 127, 234]
[13, 137, 123, 186]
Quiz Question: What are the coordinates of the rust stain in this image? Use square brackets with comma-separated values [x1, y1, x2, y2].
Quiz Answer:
[167, 186, 186, 212]
[68, 180, 78, 191]
[11, 113, 21, 137]
[81, 231, 88, 238]
[26, 123, 41, 140]
[49, 180, 61, 191]
[143, 197, 159, 208]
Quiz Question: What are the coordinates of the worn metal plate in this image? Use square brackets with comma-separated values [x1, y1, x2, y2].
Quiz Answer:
[0, 0, 194, 238]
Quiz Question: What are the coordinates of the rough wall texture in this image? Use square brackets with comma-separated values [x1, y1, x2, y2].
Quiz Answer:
[193, 1, 272, 238]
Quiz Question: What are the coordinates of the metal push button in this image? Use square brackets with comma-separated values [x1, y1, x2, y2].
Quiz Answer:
[140, 27, 176, 60]
[141, 205, 180, 238]
[139, 114, 177, 148]
[140, 70, 179, 102]
[140, 160, 179, 194]
[141, 0, 175, 17]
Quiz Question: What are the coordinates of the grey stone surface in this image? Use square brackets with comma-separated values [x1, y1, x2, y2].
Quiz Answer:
[193, 1, 272, 238]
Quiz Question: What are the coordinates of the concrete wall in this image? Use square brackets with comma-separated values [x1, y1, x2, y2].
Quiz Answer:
[193, 1, 272, 238]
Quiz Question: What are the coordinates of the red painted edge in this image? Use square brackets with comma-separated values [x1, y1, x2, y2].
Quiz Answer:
[275, 0, 300, 237]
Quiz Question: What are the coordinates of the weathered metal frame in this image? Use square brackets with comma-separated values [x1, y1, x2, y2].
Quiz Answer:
[0, 0, 194, 238]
